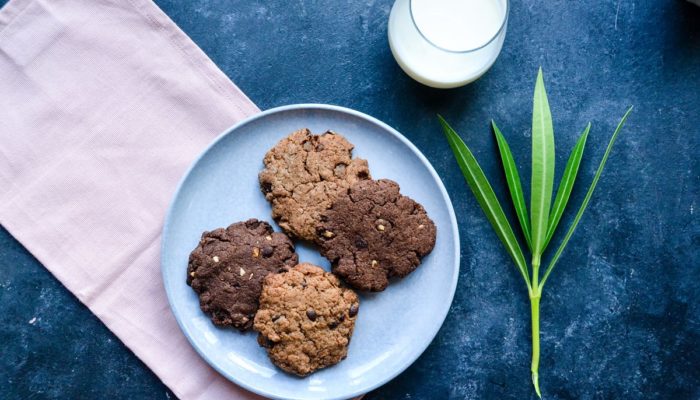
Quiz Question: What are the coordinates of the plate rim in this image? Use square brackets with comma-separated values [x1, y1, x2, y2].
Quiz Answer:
[161, 103, 460, 400]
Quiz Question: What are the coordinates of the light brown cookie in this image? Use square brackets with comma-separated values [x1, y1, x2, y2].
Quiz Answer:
[316, 179, 437, 292]
[187, 219, 298, 330]
[259, 128, 371, 241]
[253, 263, 360, 376]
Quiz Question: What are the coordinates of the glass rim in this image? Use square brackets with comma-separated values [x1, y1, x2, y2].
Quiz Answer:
[409, 0, 510, 54]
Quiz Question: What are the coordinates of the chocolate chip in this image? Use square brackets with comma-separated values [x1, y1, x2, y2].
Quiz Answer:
[261, 246, 274, 257]
[261, 181, 272, 194]
[306, 308, 317, 321]
[245, 219, 261, 229]
[262, 337, 276, 348]
[354, 236, 367, 249]
[271, 314, 281, 322]
[329, 320, 339, 329]
[349, 303, 359, 317]
[357, 170, 369, 179]
[213, 310, 227, 322]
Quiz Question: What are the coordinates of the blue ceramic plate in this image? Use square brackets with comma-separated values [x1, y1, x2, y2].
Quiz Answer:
[161, 104, 459, 400]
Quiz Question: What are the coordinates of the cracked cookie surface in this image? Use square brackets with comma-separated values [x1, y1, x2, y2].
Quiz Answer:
[259, 128, 371, 241]
[187, 219, 298, 330]
[254, 263, 360, 376]
[316, 179, 437, 292]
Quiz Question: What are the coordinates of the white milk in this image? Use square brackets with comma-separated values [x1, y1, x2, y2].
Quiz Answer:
[388, 0, 508, 88]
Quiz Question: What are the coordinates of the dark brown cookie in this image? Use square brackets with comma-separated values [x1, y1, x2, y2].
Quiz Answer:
[253, 263, 360, 376]
[187, 219, 298, 331]
[316, 179, 437, 292]
[258, 128, 371, 241]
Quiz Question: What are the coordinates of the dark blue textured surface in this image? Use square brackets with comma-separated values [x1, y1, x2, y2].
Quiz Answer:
[1, 0, 699, 399]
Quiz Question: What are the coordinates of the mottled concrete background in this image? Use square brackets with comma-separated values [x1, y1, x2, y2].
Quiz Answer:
[1, 0, 698, 399]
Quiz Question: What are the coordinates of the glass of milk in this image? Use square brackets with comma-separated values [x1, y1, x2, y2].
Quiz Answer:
[388, 0, 509, 89]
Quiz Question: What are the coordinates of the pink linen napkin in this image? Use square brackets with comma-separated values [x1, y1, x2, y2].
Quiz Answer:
[0, 0, 264, 398]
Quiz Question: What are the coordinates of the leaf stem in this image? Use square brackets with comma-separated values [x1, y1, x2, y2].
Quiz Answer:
[530, 255, 542, 398]
[532, 253, 541, 288]
[530, 293, 542, 398]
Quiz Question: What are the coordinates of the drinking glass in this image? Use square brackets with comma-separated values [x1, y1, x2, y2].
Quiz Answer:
[388, 0, 510, 89]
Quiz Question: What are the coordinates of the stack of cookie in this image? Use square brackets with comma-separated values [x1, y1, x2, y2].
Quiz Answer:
[187, 128, 436, 376]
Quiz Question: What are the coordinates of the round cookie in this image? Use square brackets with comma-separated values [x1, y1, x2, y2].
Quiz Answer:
[316, 179, 437, 292]
[259, 128, 371, 241]
[187, 219, 298, 331]
[254, 263, 360, 376]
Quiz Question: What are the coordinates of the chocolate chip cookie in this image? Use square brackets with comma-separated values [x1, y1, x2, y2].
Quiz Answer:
[187, 219, 298, 330]
[259, 128, 371, 241]
[316, 179, 437, 292]
[254, 263, 360, 376]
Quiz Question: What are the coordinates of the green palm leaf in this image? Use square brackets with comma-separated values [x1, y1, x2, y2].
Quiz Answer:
[492, 120, 532, 251]
[530, 68, 556, 257]
[544, 123, 590, 248]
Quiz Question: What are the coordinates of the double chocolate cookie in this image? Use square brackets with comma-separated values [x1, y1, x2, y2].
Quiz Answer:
[254, 263, 360, 376]
[187, 219, 298, 330]
[258, 128, 371, 241]
[316, 179, 437, 291]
